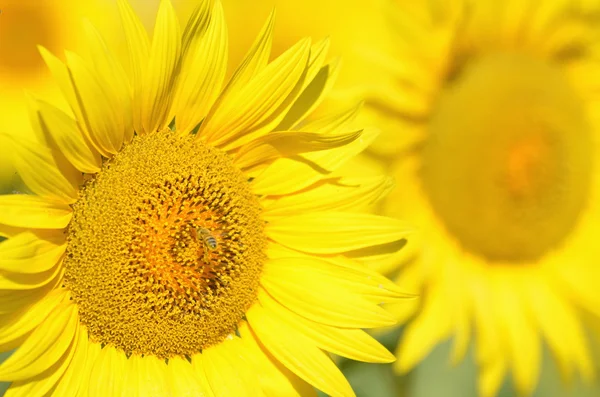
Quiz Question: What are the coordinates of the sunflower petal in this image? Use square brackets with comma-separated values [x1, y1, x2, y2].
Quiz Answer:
[235, 130, 362, 171]
[0, 231, 65, 274]
[0, 302, 77, 381]
[526, 277, 594, 381]
[0, 288, 67, 351]
[172, 0, 227, 134]
[35, 99, 102, 173]
[237, 322, 317, 397]
[263, 176, 393, 217]
[5, 322, 78, 397]
[52, 326, 90, 396]
[0, 195, 71, 230]
[117, 0, 150, 133]
[252, 128, 378, 196]
[201, 38, 310, 148]
[202, 337, 261, 397]
[258, 290, 395, 363]
[247, 303, 354, 397]
[82, 19, 134, 145]
[168, 356, 214, 397]
[493, 275, 540, 396]
[65, 50, 125, 154]
[5, 134, 79, 204]
[261, 258, 397, 328]
[88, 345, 127, 397]
[267, 212, 412, 254]
[141, 0, 181, 134]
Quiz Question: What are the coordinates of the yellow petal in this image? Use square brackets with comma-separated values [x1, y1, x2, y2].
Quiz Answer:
[247, 303, 354, 397]
[267, 212, 412, 254]
[261, 258, 397, 328]
[0, 231, 65, 274]
[237, 321, 316, 397]
[76, 341, 101, 397]
[117, 0, 150, 134]
[52, 326, 90, 396]
[478, 358, 508, 397]
[88, 345, 127, 397]
[276, 38, 334, 130]
[235, 129, 361, 171]
[395, 284, 452, 373]
[0, 275, 62, 316]
[263, 176, 393, 217]
[35, 99, 102, 173]
[5, 322, 78, 397]
[266, 243, 410, 302]
[167, 356, 214, 397]
[0, 302, 77, 381]
[202, 337, 261, 397]
[492, 276, 540, 396]
[0, 258, 62, 290]
[5, 134, 79, 204]
[141, 0, 181, 134]
[0, 195, 71, 230]
[251, 128, 378, 196]
[525, 276, 594, 382]
[138, 355, 169, 397]
[258, 290, 395, 363]
[0, 288, 67, 351]
[201, 38, 311, 149]
[65, 50, 125, 155]
[81, 20, 134, 145]
[172, 0, 227, 134]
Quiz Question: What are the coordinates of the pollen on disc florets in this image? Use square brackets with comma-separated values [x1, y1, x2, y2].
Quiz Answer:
[63, 131, 267, 359]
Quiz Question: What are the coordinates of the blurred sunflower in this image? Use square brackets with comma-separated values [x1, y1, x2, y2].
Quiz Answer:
[360, 0, 600, 396]
[0, 0, 412, 396]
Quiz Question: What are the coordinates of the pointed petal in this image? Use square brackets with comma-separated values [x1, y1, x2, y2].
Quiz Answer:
[0, 288, 67, 351]
[65, 50, 125, 154]
[117, 0, 150, 134]
[167, 356, 213, 397]
[267, 212, 412, 254]
[261, 258, 397, 328]
[258, 290, 395, 363]
[0, 195, 71, 230]
[5, 322, 78, 397]
[0, 231, 65, 274]
[202, 337, 261, 397]
[238, 322, 317, 397]
[201, 39, 311, 148]
[5, 134, 79, 204]
[172, 1, 228, 134]
[88, 345, 127, 397]
[251, 128, 378, 196]
[263, 176, 393, 217]
[235, 130, 361, 171]
[35, 99, 102, 173]
[247, 303, 354, 397]
[395, 285, 452, 372]
[0, 302, 78, 381]
[52, 326, 90, 396]
[81, 19, 134, 145]
[141, 0, 181, 133]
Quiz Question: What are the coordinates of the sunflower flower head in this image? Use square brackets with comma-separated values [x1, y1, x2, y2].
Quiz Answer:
[359, 0, 600, 396]
[0, 0, 413, 396]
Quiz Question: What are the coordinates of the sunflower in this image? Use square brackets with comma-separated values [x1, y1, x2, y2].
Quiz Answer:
[359, 0, 600, 396]
[0, 0, 412, 395]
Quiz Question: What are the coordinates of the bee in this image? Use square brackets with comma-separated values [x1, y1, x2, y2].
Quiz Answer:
[196, 227, 218, 261]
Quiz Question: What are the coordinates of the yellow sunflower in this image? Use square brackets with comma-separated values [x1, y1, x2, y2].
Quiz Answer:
[360, 0, 600, 396]
[0, 0, 413, 395]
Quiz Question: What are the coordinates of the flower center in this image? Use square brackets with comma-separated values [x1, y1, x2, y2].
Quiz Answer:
[0, 1, 61, 81]
[63, 132, 266, 359]
[421, 53, 593, 263]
